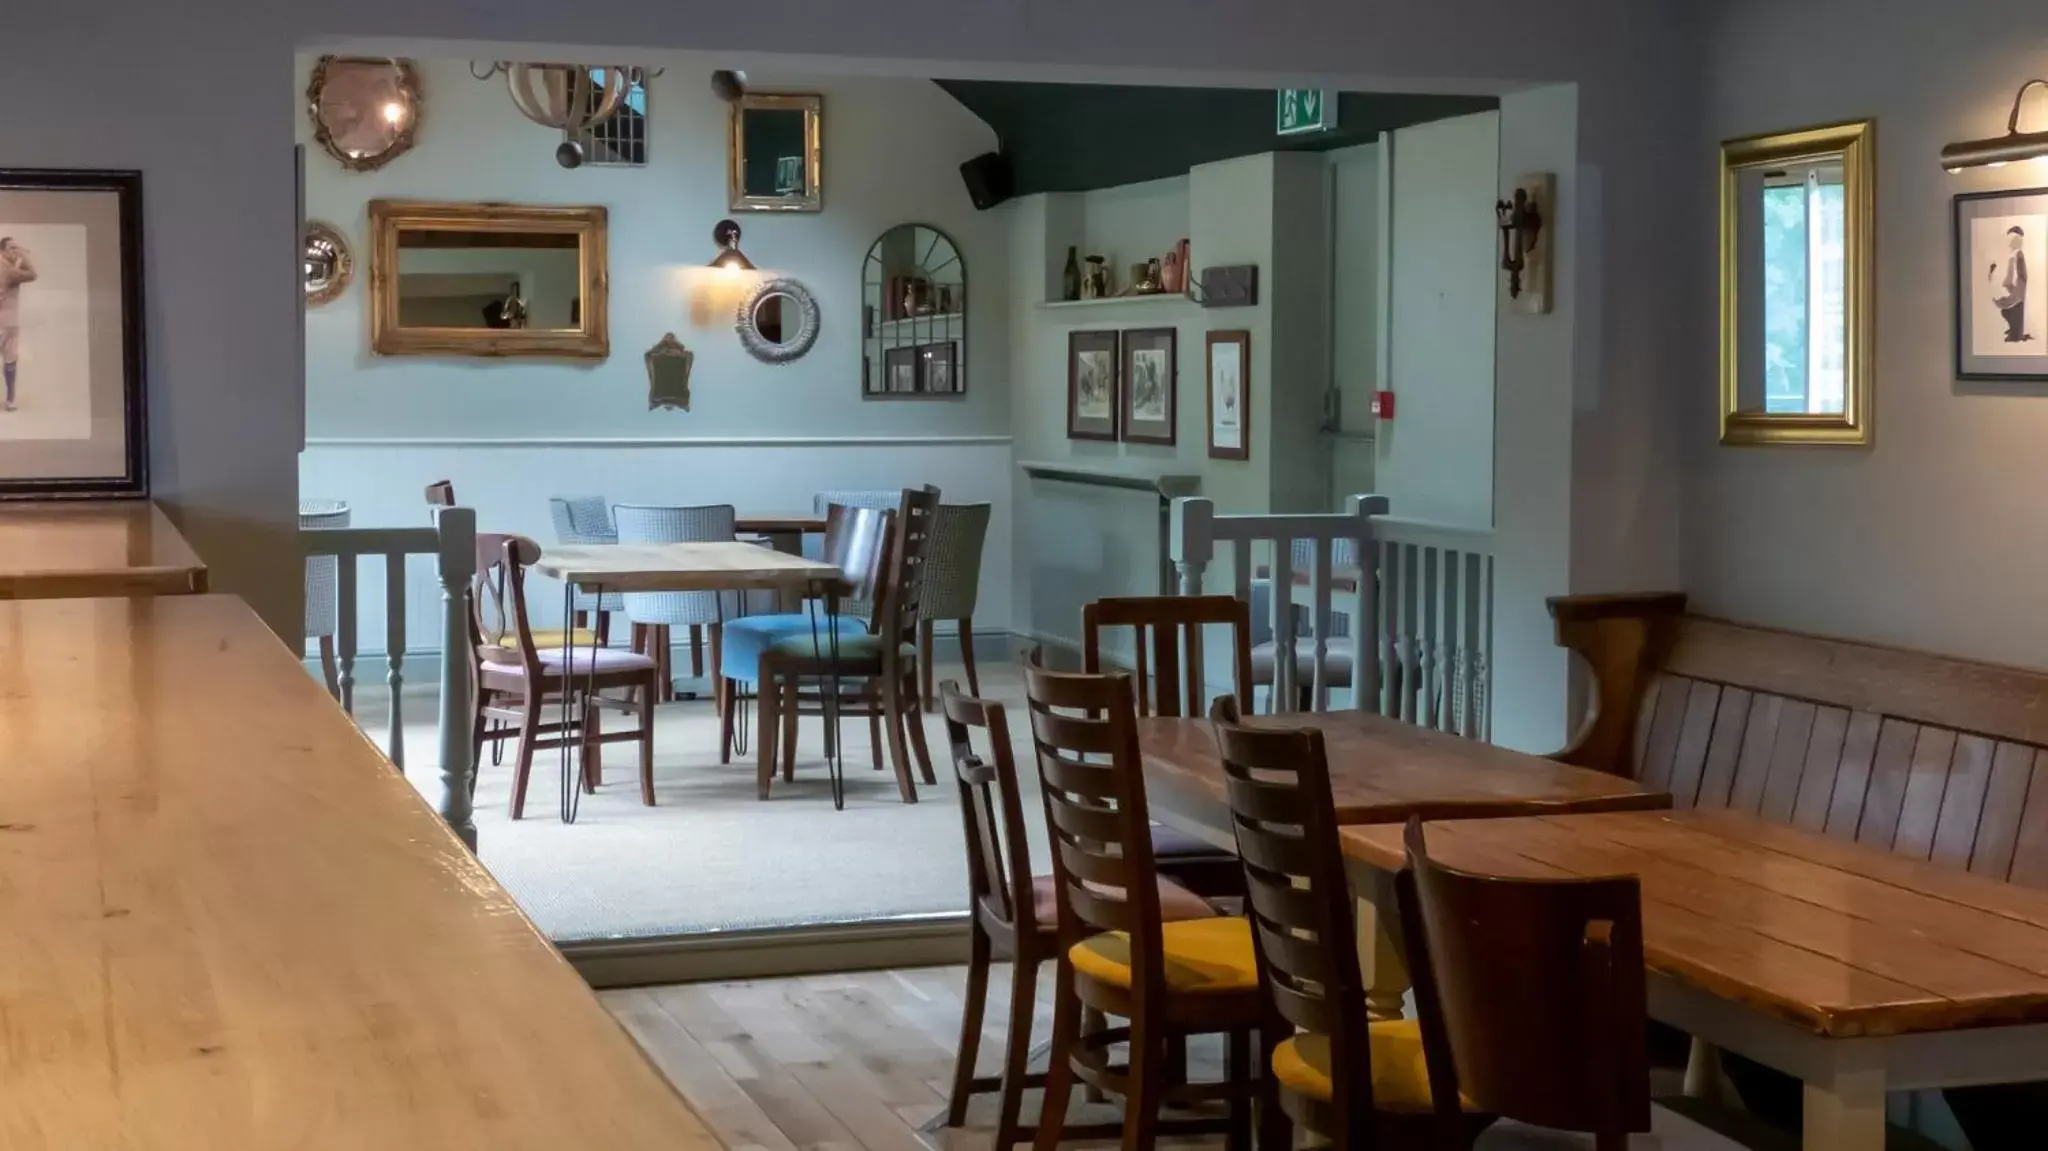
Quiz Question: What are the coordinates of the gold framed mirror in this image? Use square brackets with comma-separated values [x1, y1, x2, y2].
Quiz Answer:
[307, 56, 422, 172]
[729, 93, 822, 212]
[1719, 120, 1875, 445]
[368, 200, 608, 359]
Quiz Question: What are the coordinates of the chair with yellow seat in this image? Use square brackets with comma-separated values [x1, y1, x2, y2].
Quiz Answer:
[1210, 695, 1485, 1151]
[1024, 661, 1260, 1151]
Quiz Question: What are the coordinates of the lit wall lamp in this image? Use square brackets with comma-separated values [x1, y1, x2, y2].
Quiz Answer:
[1944, 79, 2048, 172]
[708, 219, 755, 272]
[1495, 173, 1554, 314]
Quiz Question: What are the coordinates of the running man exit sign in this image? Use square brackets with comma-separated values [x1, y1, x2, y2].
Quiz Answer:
[1276, 88, 1337, 136]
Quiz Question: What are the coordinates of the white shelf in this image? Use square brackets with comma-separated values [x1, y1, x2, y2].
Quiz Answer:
[1036, 294, 1195, 312]
[875, 314, 963, 337]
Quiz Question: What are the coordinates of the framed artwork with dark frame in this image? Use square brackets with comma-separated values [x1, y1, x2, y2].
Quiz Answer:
[1119, 326, 1177, 445]
[919, 341, 960, 395]
[0, 169, 147, 500]
[884, 345, 920, 394]
[1205, 330, 1250, 460]
[1066, 330, 1119, 441]
[1955, 186, 2048, 381]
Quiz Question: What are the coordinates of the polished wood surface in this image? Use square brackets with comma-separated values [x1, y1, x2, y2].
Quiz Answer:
[737, 513, 829, 536]
[0, 594, 714, 1146]
[1141, 711, 1669, 829]
[533, 541, 844, 592]
[1347, 809, 2048, 1039]
[0, 499, 207, 599]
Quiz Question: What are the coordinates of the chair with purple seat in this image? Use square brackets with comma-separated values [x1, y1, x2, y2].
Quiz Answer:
[469, 533, 661, 820]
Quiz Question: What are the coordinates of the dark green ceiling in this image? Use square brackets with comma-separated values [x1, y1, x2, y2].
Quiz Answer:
[935, 81, 1496, 196]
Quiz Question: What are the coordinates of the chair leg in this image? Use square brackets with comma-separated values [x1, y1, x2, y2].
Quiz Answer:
[639, 674, 657, 807]
[709, 623, 725, 721]
[1225, 1027, 1253, 1151]
[719, 678, 737, 766]
[946, 926, 994, 1128]
[880, 671, 919, 803]
[690, 625, 704, 678]
[469, 694, 491, 799]
[903, 670, 937, 786]
[959, 618, 981, 697]
[595, 611, 612, 646]
[1258, 1005, 1290, 1151]
[991, 953, 1041, 1150]
[868, 695, 884, 772]
[1032, 960, 1081, 1151]
[510, 694, 543, 820]
[780, 675, 799, 783]
[920, 619, 936, 713]
[319, 635, 339, 698]
[658, 626, 675, 703]
[756, 672, 779, 800]
[1121, 1018, 1166, 1151]
[581, 697, 602, 793]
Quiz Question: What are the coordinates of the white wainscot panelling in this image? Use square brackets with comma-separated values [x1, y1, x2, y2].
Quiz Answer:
[300, 436, 1015, 656]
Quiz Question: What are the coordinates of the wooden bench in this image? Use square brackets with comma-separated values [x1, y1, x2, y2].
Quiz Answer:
[1550, 591, 2048, 885]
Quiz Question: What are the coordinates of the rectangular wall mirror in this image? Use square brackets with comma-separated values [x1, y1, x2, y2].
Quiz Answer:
[729, 93, 822, 212]
[1719, 120, 1873, 445]
[369, 199, 609, 359]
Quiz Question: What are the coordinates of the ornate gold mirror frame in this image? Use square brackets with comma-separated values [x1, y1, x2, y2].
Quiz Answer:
[1718, 120, 1875, 446]
[368, 199, 609, 359]
[728, 93, 823, 212]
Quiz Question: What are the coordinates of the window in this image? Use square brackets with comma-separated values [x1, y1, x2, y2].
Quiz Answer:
[1760, 164, 1845, 415]
[568, 67, 648, 167]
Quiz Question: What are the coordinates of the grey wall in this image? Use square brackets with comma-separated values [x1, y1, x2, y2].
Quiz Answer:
[1691, 0, 2048, 668]
[3, 0, 1695, 699]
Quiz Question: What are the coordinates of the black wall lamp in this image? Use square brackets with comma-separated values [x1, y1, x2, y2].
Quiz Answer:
[708, 219, 755, 271]
[1495, 173, 1554, 314]
[1944, 79, 2048, 172]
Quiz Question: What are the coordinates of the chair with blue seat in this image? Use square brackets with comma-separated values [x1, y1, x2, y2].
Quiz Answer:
[611, 503, 738, 706]
[548, 496, 624, 645]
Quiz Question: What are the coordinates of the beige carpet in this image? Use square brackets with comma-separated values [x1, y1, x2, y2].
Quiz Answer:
[356, 658, 1051, 943]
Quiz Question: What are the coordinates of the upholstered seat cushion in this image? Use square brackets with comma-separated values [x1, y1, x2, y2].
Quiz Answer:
[1069, 916, 1260, 994]
[528, 627, 600, 650]
[1030, 874, 1218, 926]
[1251, 638, 1354, 687]
[482, 646, 657, 676]
[1271, 1020, 1435, 1110]
[723, 618, 908, 685]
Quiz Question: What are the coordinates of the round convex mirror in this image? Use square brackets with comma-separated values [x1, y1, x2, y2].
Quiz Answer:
[737, 277, 819, 363]
[303, 221, 353, 306]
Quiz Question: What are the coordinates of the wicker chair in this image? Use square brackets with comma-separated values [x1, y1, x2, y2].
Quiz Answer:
[919, 501, 992, 711]
[300, 498, 350, 696]
[611, 504, 738, 704]
[548, 496, 624, 643]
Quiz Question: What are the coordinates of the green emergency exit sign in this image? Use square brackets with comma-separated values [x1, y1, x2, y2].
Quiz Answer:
[1276, 88, 1337, 136]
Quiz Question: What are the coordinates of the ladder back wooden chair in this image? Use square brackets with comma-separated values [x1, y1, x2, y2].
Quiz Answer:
[1023, 661, 1260, 1151]
[1404, 816, 1652, 1151]
[1211, 696, 1478, 1151]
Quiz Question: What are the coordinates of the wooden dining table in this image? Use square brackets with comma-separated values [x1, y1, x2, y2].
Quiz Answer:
[1139, 709, 1670, 1016]
[0, 593, 715, 1147]
[0, 498, 207, 599]
[1345, 808, 2048, 1151]
[736, 512, 828, 555]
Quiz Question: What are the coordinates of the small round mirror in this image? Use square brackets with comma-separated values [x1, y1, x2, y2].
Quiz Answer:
[737, 278, 819, 363]
[307, 57, 422, 172]
[303, 221, 353, 307]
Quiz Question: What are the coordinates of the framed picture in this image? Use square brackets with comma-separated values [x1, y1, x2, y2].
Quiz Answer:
[884, 346, 919, 393]
[0, 169, 146, 500]
[919, 341, 960, 395]
[1119, 327, 1177, 445]
[1956, 187, 2048, 381]
[1205, 330, 1250, 460]
[1067, 331, 1119, 441]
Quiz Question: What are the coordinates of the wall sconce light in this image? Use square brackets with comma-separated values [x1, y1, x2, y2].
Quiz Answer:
[1943, 80, 2048, 172]
[1495, 173, 1554, 314]
[708, 219, 755, 272]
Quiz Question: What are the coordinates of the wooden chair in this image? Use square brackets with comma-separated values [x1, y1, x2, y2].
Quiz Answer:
[1024, 661, 1260, 1151]
[1210, 695, 1481, 1151]
[1403, 816, 1653, 1151]
[469, 534, 661, 819]
[919, 501, 993, 710]
[1084, 594, 1255, 901]
[940, 682, 1223, 1148]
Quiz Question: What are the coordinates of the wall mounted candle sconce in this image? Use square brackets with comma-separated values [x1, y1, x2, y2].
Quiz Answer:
[708, 219, 756, 272]
[1944, 80, 2048, 172]
[1496, 173, 1554, 314]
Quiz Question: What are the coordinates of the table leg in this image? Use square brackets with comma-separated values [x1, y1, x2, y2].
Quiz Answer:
[1356, 868, 1410, 1022]
[1803, 1061, 1887, 1151]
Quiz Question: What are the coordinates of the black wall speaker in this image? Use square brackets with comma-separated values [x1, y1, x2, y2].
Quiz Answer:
[960, 152, 1015, 210]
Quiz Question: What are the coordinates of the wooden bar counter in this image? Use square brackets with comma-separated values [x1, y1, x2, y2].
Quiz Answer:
[0, 499, 208, 599]
[0, 594, 715, 1148]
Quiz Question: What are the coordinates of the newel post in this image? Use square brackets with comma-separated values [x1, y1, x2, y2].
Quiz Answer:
[1347, 494, 1390, 712]
[1169, 496, 1215, 596]
[432, 507, 479, 851]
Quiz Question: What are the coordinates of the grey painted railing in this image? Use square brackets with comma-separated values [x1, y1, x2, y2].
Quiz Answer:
[301, 506, 478, 848]
[1372, 515, 1495, 740]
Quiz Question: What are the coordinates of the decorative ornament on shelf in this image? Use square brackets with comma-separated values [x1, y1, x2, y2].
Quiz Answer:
[1160, 239, 1189, 295]
[646, 333, 694, 411]
[1081, 255, 1110, 300]
[470, 61, 655, 167]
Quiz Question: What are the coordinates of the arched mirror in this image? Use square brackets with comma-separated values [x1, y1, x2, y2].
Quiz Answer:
[737, 277, 820, 363]
[303, 221, 353, 306]
[862, 224, 965, 399]
[307, 56, 422, 172]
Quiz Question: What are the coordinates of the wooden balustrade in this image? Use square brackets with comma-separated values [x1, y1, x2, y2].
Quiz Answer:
[301, 506, 479, 847]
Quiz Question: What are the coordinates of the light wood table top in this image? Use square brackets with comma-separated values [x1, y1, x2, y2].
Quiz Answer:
[533, 541, 844, 592]
[0, 499, 207, 599]
[1140, 711, 1669, 829]
[0, 594, 715, 1147]
[1344, 808, 2048, 1039]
